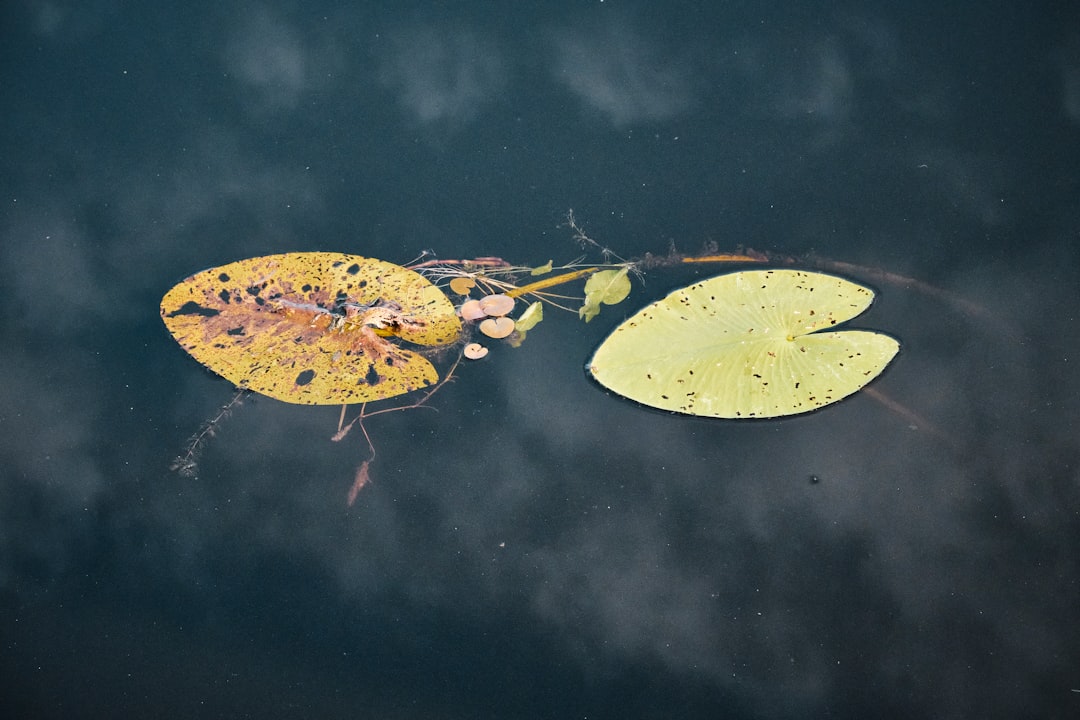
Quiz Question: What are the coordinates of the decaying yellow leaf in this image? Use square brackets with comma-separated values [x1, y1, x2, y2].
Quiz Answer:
[160, 252, 461, 405]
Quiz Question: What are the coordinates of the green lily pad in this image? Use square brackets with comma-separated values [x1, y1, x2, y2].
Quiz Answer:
[586, 269, 899, 418]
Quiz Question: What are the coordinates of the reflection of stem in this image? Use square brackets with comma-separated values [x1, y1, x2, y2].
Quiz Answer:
[333, 351, 465, 505]
[807, 257, 1011, 336]
[330, 349, 462, 498]
[337, 402, 377, 507]
[355, 351, 463, 422]
[860, 385, 956, 451]
[347, 459, 372, 507]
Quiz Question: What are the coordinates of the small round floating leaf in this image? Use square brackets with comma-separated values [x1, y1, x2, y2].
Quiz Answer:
[463, 343, 489, 360]
[479, 293, 515, 317]
[160, 252, 462, 405]
[479, 316, 515, 339]
[460, 299, 486, 321]
[586, 269, 900, 419]
[449, 276, 476, 295]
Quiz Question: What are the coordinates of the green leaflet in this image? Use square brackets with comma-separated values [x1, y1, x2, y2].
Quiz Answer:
[579, 268, 631, 322]
[507, 301, 543, 348]
[515, 301, 544, 332]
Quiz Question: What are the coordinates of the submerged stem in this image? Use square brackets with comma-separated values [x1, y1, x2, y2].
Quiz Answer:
[505, 267, 601, 298]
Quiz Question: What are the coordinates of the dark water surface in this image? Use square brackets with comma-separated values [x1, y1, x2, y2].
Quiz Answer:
[3, 2, 1079, 718]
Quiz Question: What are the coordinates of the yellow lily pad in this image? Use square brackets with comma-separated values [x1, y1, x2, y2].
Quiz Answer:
[161, 252, 461, 405]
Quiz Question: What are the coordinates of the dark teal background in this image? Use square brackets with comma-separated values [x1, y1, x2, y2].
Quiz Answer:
[2, 1, 1078, 718]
